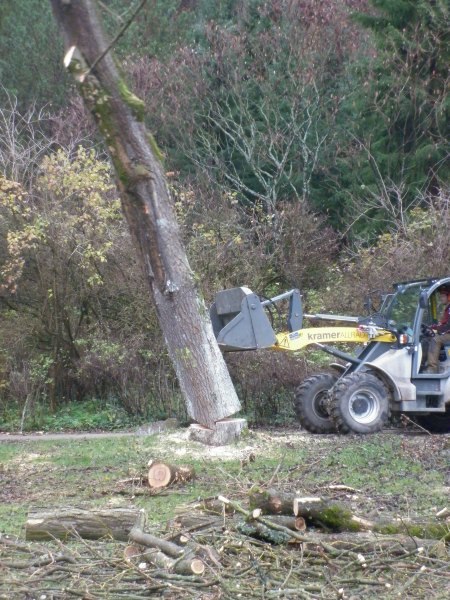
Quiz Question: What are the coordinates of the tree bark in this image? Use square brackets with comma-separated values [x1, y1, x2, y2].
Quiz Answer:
[236, 521, 294, 544]
[48, 0, 241, 429]
[264, 515, 307, 531]
[25, 507, 140, 541]
[129, 527, 185, 558]
[248, 488, 375, 531]
[248, 488, 449, 539]
[143, 550, 205, 575]
[248, 487, 296, 515]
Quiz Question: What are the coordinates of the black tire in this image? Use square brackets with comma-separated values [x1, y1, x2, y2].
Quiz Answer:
[414, 409, 450, 433]
[330, 372, 390, 434]
[294, 373, 338, 433]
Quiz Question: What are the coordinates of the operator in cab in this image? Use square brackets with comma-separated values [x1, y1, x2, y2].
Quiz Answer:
[425, 286, 450, 373]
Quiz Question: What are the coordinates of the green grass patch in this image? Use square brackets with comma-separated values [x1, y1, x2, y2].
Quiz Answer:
[0, 434, 306, 533]
[46, 436, 155, 469]
[0, 399, 147, 433]
[301, 435, 448, 512]
[0, 431, 447, 538]
[0, 504, 28, 537]
[0, 442, 23, 463]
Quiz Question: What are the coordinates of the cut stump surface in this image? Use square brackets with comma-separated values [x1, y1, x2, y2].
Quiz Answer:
[188, 418, 247, 446]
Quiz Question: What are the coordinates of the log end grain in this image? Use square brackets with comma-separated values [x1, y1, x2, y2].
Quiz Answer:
[147, 462, 195, 489]
[148, 462, 175, 488]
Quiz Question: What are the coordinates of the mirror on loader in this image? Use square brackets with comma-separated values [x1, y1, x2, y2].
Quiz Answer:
[419, 290, 429, 309]
[363, 289, 386, 314]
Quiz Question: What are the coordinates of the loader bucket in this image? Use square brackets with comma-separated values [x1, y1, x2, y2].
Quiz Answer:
[210, 287, 277, 351]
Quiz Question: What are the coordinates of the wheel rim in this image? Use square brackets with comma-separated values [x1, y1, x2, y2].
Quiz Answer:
[348, 388, 380, 424]
[313, 391, 329, 420]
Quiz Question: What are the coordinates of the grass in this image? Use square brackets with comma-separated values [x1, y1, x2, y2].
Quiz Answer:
[305, 437, 447, 508]
[0, 428, 448, 539]
[0, 504, 28, 536]
[0, 442, 23, 463]
[0, 428, 448, 600]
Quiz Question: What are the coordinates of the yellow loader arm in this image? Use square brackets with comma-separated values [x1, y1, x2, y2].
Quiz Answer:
[210, 287, 396, 353]
[274, 326, 396, 352]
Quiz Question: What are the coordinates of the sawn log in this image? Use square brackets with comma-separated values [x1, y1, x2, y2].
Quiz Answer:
[147, 461, 195, 489]
[25, 507, 140, 541]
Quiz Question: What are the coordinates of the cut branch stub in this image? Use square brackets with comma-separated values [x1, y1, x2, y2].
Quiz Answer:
[144, 552, 205, 576]
[265, 515, 307, 532]
[172, 557, 205, 576]
[147, 461, 195, 489]
[125, 546, 205, 575]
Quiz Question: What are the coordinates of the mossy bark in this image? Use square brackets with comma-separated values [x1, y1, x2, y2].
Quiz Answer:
[237, 521, 293, 544]
[248, 488, 448, 540]
[374, 521, 449, 542]
[49, 0, 241, 429]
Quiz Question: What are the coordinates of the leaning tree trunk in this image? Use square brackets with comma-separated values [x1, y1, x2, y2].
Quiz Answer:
[48, 0, 241, 428]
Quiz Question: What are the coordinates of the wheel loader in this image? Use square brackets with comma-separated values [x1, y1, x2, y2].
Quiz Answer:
[210, 278, 450, 434]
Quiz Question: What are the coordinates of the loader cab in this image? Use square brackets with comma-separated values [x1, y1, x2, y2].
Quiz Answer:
[383, 277, 450, 376]
[417, 279, 450, 375]
[383, 283, 420, 342]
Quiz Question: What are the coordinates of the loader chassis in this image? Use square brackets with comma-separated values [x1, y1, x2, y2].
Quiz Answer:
[211, 278, 450, 434]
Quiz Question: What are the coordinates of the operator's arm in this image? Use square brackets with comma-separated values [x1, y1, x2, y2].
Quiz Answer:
[435, 304, 450, 334]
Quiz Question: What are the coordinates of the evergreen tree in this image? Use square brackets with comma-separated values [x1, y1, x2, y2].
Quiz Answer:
[0, 0, 68, 108]
[177, 1, 355, 212]
[324, 0, 449, 235]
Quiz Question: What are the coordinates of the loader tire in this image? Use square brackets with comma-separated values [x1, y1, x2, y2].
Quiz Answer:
[294, 373, 338, 434]
[413, 408, 450, 433]
[330, 372, 390, 434]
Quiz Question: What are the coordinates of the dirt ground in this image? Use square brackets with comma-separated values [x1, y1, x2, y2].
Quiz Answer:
[1, 424, 449, 508]
[0, 425, 449, 599]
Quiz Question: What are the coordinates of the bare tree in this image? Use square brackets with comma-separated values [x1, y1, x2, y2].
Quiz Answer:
[0, 90, 52, 183]
[194, 84, 328, 215]
[48, 0, 241, 429]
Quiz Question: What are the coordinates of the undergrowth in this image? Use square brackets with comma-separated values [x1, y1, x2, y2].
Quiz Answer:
[0, 399, 147, 433]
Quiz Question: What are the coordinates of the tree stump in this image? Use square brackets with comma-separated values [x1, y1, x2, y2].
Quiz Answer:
[188, 418, 247, 446]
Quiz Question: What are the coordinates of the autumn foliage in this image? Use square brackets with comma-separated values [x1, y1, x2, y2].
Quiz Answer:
[0, 0, 448, 426]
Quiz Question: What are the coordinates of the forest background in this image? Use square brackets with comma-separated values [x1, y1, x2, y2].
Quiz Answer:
[0, 0, 448, 430]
